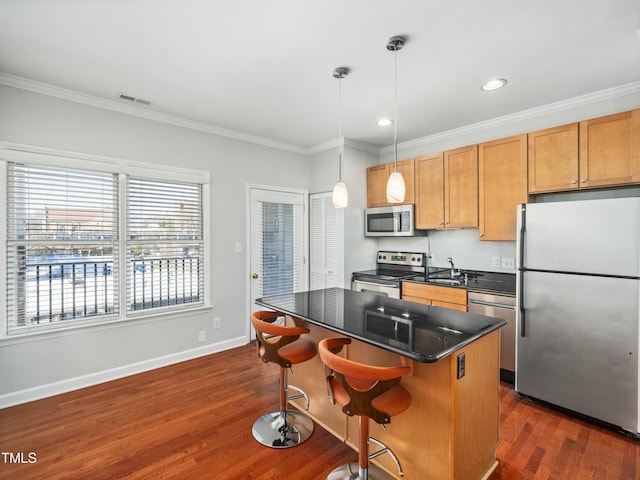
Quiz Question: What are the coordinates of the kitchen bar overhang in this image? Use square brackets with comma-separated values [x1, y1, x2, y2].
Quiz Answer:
[255, 287, 506, 363]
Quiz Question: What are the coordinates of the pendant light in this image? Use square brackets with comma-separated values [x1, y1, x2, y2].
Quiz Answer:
[386, 36, 406, 204]
[332, 67, 349, 208]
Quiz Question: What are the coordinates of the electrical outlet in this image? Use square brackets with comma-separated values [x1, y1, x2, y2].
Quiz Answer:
[492, 257, 501, 268]
[198, 331, 206, 343]
[501, 257, 515, 269]
[235, 242, 242, 253]
[457, 352, 466, 379]
[213, 317, 221, 329]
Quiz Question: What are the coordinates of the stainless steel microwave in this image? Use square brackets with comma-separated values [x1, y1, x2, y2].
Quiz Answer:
[364, 204, 424, 237]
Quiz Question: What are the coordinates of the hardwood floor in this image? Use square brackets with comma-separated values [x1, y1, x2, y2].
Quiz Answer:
[0, 344, 638, 479]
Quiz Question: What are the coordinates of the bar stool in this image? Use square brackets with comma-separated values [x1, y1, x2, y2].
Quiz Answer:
[318, 337, 412, 480]
[251, 310, 316, 448]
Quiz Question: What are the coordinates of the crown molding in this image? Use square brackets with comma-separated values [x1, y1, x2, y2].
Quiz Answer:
[0, 73, 308, 155]
[3, 73, 638, 158]
[380, 80, 640, 155]
[306, 137, 380, 156]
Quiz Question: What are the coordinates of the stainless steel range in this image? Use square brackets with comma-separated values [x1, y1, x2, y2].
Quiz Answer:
[351, 251, 426, 299]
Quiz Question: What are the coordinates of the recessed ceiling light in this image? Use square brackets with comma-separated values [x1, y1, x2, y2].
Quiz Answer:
[377, 118, 393, 126]
[481, 79, 507, 91]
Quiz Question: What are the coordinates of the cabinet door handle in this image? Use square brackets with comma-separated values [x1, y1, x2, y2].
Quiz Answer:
[571, 180, 577, 184]
[581, 178, 587, 183]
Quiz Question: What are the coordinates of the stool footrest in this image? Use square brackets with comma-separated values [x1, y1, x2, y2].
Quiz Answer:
[287, 384, 310, 410]
[368, 437, 404, 477]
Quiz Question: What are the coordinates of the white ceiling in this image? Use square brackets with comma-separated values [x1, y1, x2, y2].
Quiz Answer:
[1, 0, 639, 152]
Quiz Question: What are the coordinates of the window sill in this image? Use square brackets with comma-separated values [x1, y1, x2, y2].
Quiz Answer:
[0, 303, 213, 346]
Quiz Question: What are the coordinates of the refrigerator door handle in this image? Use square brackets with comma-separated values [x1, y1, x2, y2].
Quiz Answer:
[518, 204, 526, 337]
[519, 272, 526, 337]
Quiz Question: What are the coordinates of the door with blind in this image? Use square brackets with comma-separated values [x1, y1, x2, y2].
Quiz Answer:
[249, 187, 307, 335]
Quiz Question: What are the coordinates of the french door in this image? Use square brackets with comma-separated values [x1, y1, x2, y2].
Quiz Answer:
[248, 186, 307, 338]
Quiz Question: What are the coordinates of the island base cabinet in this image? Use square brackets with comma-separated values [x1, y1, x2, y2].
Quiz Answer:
[287, 320, 501, 480]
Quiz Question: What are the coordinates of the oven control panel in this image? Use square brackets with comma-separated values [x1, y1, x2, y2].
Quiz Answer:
[377, 251, 425, 267]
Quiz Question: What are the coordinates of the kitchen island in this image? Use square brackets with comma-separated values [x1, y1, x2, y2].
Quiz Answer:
[256, 287, 506, 480]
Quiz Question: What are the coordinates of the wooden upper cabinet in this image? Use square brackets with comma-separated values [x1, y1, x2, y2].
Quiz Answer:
[579, 109, 640, 188]
[528, 109, 640, 194]
[395, 158, 415, 205]
[366, 159, 415, 208]
[528, 123, 579, 193]
[415, 147, 478, 230]
[479, 134, 528, 241]
[366, 163, 391, 207]
[444, 145, 478, 228]
[415, 153, 445, 229]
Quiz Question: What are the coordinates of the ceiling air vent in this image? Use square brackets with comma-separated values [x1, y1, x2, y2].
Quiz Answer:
[117, 93, 152, 106]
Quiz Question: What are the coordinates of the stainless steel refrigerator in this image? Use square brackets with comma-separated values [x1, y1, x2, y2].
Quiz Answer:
[516, 197, 640, 436]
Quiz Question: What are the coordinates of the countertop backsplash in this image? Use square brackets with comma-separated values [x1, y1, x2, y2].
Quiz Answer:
[377, 227, 516, 274]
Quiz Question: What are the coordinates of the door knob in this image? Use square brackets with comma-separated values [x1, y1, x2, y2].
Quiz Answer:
[252, 273, 259, 279]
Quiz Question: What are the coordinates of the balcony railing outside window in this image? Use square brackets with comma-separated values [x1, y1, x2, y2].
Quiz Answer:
[21, 256, 202, 325]
[131, 256, 201, 310]
[25, 259, 115, 324]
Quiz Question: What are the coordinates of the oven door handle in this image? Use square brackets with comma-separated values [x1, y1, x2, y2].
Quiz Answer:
[352, 279, 398, 288]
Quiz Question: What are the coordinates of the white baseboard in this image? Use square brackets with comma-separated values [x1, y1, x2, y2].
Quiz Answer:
[0, 336, 247, 409]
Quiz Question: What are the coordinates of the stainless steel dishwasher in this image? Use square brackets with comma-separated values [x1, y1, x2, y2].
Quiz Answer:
[468, 291, 516, 384]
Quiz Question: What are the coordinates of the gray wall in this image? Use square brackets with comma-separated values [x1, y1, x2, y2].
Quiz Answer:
[308, 144, 379, 286]
[0, 85, 310, 406]
[2, 82, 639, 406]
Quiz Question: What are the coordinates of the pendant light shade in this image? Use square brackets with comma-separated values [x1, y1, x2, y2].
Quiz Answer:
[332, 67, 349, 208]
[332, 180, 348, 208]
[386, 171, 406, 204]
[386, 35, 406, 204]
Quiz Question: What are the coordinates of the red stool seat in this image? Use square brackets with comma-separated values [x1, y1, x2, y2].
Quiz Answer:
[319, 337, 412, 479]
[251, 310, 316, 448]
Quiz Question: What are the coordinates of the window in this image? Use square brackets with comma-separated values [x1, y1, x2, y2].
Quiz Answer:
[3, 152, 207, 335]
[127, 177, 203, 311]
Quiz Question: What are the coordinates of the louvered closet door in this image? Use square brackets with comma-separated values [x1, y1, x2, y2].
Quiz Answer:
[309, 193, 337, 290]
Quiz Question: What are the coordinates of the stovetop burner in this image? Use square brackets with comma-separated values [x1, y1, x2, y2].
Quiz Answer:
[352, 251, 427, 284]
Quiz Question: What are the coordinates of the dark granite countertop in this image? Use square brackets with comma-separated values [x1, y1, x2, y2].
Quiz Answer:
[256, 287, 506, 363]
[405, 269, 516, 295]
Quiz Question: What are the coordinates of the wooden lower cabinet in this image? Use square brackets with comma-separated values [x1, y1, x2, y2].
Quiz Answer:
[402, 282, 468, 312]
[287, 321, 501, 480]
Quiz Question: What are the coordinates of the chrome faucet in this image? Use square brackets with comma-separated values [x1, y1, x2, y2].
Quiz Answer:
[447, 257, 460, 277]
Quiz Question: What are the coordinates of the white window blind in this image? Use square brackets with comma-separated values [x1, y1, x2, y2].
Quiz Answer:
[256, 200, 304, 297]
[127, 177, 204, 311]
[6, 163, 118, 332]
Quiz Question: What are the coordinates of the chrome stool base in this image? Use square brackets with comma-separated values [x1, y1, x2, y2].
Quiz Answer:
[252, 410, 314, 448]
[326, 462, 396, 480]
